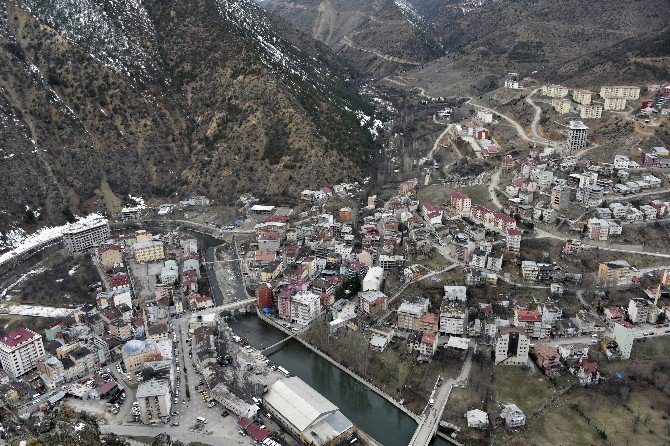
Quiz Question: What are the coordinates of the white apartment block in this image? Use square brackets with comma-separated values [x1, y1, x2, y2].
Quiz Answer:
[62, 217, 110, 253]
[628, 299, 652, 324]
[603, 96, 627, 111]
[572, 89, 592, 105]
[542, 84, 569, 98]
[494, 328, 530, 365]
[290, 291, 321, 325]
[439, 302, 468, 336]
[521, 261, 539, 281]
[0, 328, 45, 378]
[613, 321, 635, 360]
[579, 104, 602, 119]
[600, 85, 640, 100]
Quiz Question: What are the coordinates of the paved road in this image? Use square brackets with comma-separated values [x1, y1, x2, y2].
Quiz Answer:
[524, 88, 550, 143]
[488, 167, 503, 210]
[409, 344, 474, 446]
[467, 98, 546, 145]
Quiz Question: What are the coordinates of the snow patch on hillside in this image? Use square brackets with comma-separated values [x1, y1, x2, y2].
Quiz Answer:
[0, 213, 105, 267]
[394, 0, 422, 25]
[15, 0, 156, 82]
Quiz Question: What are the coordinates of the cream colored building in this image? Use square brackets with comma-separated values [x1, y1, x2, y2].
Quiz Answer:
[551, 98, 571, 114]
[600, 85, 640, 100]
[133, 240, 165, 263]
[579, 104, 603, 119]
[121, 340, 160, 372]
[603, 97, 627, 111]
[542, 84, 569, 98]
[572, 89, 592, 105]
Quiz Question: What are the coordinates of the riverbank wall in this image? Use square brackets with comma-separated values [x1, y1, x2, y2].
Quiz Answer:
[256, 310, 420, 423]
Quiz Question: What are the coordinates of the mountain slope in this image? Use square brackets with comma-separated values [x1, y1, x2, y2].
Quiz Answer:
[0, 0, 375, 232]
[259, 0, 443, 77]
[432, 0, 668, 80]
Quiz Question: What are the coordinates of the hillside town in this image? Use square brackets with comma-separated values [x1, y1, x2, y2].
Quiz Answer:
[1, 79, 670, 446]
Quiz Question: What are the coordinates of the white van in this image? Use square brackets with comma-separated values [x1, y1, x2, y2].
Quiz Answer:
[196, 417, 208, 424]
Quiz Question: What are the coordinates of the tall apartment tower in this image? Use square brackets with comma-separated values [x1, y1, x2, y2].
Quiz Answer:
[566, 120, 588, 153]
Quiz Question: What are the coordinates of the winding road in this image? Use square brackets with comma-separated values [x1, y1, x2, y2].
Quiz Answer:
[524, 88, 551, 143]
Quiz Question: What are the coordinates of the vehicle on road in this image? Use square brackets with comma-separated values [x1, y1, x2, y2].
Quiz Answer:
[428, 398, 435, 406]
[222, 411, 230, 417]
[171, 422, 180, 426]
[196, 417, 208, 424]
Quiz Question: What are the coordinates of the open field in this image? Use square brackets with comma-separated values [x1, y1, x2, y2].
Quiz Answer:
[0, 253, 98, 307]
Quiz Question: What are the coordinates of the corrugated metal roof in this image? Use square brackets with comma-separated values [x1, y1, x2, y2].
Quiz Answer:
[263, 377, 337, 432]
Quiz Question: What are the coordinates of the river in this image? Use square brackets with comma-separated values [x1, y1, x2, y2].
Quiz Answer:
[132, 225, 451, 446]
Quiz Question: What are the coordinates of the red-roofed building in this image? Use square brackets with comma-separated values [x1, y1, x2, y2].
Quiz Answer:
[256, 283, 274, 310]
[110, 273, 131, 291]
[571, 360, 601, 385]
[421, 202, 444, 225]
[419, 332, 438, 357]
[188, 294, 214, 311]
[0, 328, 45, 378]
[246, 423, 269, 442]
[532, 343, 561, 375]
[471, 204, 494, 226]
[419, 313, 439, 334]
[96, 380, 119, 397]
[493, 213, 517, 233]
[237, 417, 252, 429]
[514, 310, 549, 339]
[604, 307, 624, 321]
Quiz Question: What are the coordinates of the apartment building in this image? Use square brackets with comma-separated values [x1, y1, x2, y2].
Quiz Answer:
[62, 217, 110, 253]
[587, 218, 611, 241]
[133, 240, 165, 263]
[0, 328, 46, 378]
[521, 261, 539, 281]
[613, 321, 635, 359]
[514, 310, 550, 339]
[603, 96, 627, 111]
[291, 291, 321, 325]
[506, 229, 522, 255]
[439, 302, 468, 336]
[494, 327, 530, 365]
[122, 339, 161, 373]
[628, 298, 657, 324]
[542, 84, 569, 98]
[539, 302, 563, 327]
[579, 104, 603, 119]
[450, 192, 472, 217]
[572, 89, 592, 105]
[397, 297, 429, 331]
[136, 379, 172, 424]
[418, 313, 439, 334]
[566, 121, 588, 153]
[599, 85, 640, 100]
[551, 98, 570, 114]
[550, 185, 571, 211]
[597, 260, 630, 284]
[579, 185, 604, 208]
